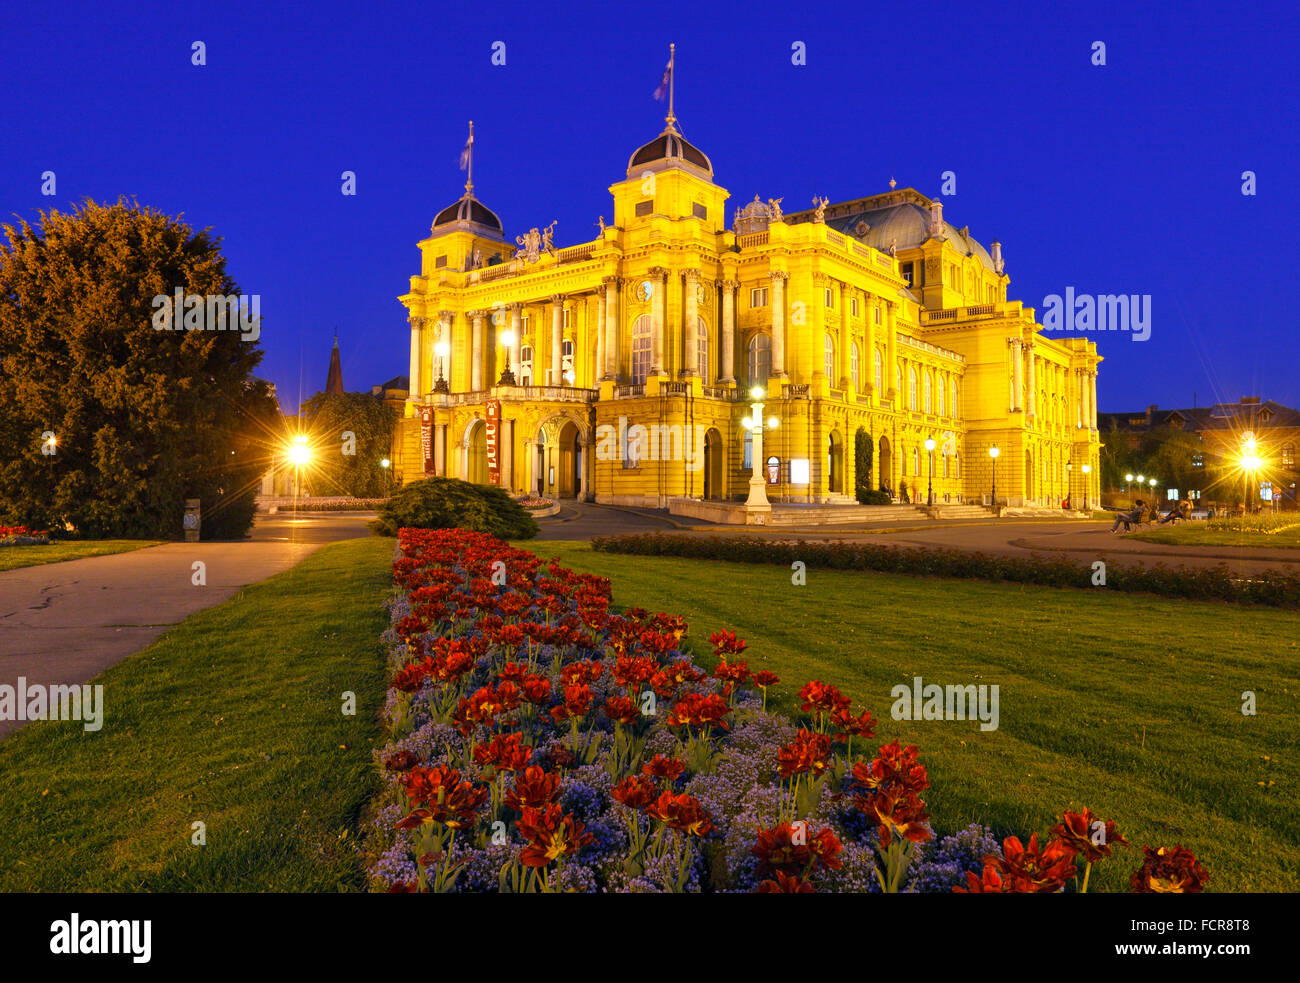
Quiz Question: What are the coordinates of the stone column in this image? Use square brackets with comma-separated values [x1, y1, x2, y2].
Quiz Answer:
[681, 269, 702, 377]
[1008, 340, 1019, 413]
[470, 311, 485, 391]
[551, 295, 564, 386]
[719, 279, 737, 384]
[523, 437, 534, 494]
[408, 316, 423, 401]
[509, 304, 522, 380]
[838, 280, 851, 390]
[595, 292, 605, 386]
[435, 423, 447, 477]
[504, 418, 515, 491]
[1027, 342, 1036, 418]
[683, 268, 700, 377]
[770, 271, 788, 380]
[1089, 369, 1098, 431]
[602, 277, 620, 380]
[864, 293, 876, 404]
[885, 302, 898, 407]
[649, 267, 668, 376]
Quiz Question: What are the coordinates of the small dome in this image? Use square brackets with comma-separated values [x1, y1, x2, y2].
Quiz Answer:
[432, 194, 504, 238]
[627, 126, 713, 179]
[832, 202, 996, 271]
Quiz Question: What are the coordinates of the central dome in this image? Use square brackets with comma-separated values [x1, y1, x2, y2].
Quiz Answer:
[627, 124, 713, 179]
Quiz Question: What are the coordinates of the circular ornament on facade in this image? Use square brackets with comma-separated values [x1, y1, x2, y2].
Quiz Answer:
[638, 280, 653, 301]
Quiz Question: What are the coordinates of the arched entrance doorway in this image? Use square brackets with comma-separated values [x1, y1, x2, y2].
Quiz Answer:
[465, 419, 488, 485]
[703, 428, 724, 500]
[555, 420, 582, 499]
[878, 435, 892, 494]
[827, 430, 843, 495]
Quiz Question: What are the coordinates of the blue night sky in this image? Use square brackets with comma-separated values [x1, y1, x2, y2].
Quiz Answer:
[3, 0, 1296, 416]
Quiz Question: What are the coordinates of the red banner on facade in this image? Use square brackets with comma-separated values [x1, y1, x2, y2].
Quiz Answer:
[419, 407, 434, 475]
[485, 400, 501, 485]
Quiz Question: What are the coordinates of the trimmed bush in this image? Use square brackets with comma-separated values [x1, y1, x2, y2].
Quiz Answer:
[371, 477, 538, 539]
[856, 489, 893, 506]
[590, 533, 1300, 608]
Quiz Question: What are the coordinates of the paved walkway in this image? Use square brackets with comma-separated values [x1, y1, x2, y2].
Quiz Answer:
[0, 513, 373, 738]
[536, 502, 1299, 576]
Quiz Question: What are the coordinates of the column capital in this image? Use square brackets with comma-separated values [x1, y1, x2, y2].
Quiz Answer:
[682, 267, 701, 280]
[768, 270, 789, 282]
[810, 271, 830, 285]
[438, 309, 455, 322]
[718, 278, 739, 290]
[467, 309, 488, 321]
[648, 266, 669, 279]
[508, 301, 524, 314]
[550, 294, 567, 305]
[601, 275, 623, 287]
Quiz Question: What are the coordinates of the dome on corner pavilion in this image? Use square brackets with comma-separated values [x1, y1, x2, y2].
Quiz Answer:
[432, 193, 504, 238]
[627, 125, 713, 179]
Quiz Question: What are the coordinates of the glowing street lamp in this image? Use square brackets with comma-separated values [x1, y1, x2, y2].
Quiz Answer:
[288, 434, 311, 498]
[1081, 463, 1092, 511]
[924, 435, 936, 506]
[743, 386, 779, 521]
[988, 444, 1000, 511]
[1240, 431, 1262, 512]
[1125, 472, 1134, 494]
[433, 341, 451, 395]
[497, 329, 517, 385]
[380, 456, 392, 495]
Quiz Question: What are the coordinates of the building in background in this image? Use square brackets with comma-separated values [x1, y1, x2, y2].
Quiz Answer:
[393, 83, 1102, 509]
[1099, 397, 1299, 509]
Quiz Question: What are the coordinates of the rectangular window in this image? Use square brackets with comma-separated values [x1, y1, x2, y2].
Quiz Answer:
[1192, 452, 1204, 468]
[692, 202, 707, 220]
[434, 255, 447, 268]
[874, 306, 882, 325]
[635, 200, 653, 217]
[900, 262, 913, 287]
[563, 309, 571, 329]
[750, 287, 769, 308]
[824, 287, 833, 307]
[850, 296, 859, 317]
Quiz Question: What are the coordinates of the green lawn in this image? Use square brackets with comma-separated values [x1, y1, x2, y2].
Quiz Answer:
[0, 539, 163, 571]
[1130, 524, 1300, 549]
[533, 540, 1300, 892]
[0, 536, 395, 891]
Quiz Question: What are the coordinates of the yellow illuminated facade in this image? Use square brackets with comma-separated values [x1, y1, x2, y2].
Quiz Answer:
[394, 105, 1102, 511]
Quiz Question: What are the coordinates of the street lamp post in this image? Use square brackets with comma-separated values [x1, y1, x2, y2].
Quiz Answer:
[1125, 473, 1134, 495]
[743, 387, 779, 524]
[380, 457, 392, 496]
[433, 341, 450, 395]
[988, 444, 1000, 513]
[1241, 432, 1260, 515]
[1081, 463, 1091, 511]
[924, 436, 936, 506]
[497, 330, 517, 386]
[288, 434, 311, 501]
[1066, 461, 1073, 510]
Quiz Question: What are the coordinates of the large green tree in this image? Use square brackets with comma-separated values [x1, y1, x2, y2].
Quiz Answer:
[0, 198, 271, 538]
[299, 390, 398, 498]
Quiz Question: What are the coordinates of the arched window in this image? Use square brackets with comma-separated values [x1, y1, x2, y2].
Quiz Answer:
[908, 367, 918, 411]
[850, 343, 860, 392]
[697, 317, 709, 382]
[520, 345, 534, 386]
[953, 452, 960, 478]
[937, 374, 945, 416]
[874, 348, 883, 393]
[951, 379, 959, 418]
[747, 334, 771, 388]
[630, 315, 652, 385]
[743, 430, 753, 470]
[943, 452, 949, 478]
[923, 370, 932, 414]
[824, 334, 835, 380]
[912, 446, 920, 476]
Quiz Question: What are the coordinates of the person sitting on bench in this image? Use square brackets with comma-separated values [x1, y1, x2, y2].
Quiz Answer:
[1159, 499, 1190, 524]
[1111, 500, 1145, 533]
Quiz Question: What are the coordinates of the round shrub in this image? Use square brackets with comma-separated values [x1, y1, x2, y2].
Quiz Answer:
[371, 477, 539, 539]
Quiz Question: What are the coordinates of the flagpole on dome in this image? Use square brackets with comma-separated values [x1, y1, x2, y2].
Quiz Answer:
[666, 43, 676, 131]
[461, 120, 475, 197]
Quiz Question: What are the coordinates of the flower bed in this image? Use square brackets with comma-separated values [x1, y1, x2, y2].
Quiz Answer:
[0, 525, 51, 546]
[591, 532, 1300, 608]
[366, 527, 1210, 893]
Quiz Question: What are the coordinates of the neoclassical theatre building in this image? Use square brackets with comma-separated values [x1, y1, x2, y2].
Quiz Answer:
[393, 108, 1102, 510]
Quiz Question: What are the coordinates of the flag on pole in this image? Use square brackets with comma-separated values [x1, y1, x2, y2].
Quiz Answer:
[458, 131, 473, 170]
[653, 55, 671, 100]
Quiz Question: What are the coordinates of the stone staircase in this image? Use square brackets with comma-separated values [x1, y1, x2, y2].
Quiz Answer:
[931, 504, 994, 520]
[764, 503, 961, 526]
